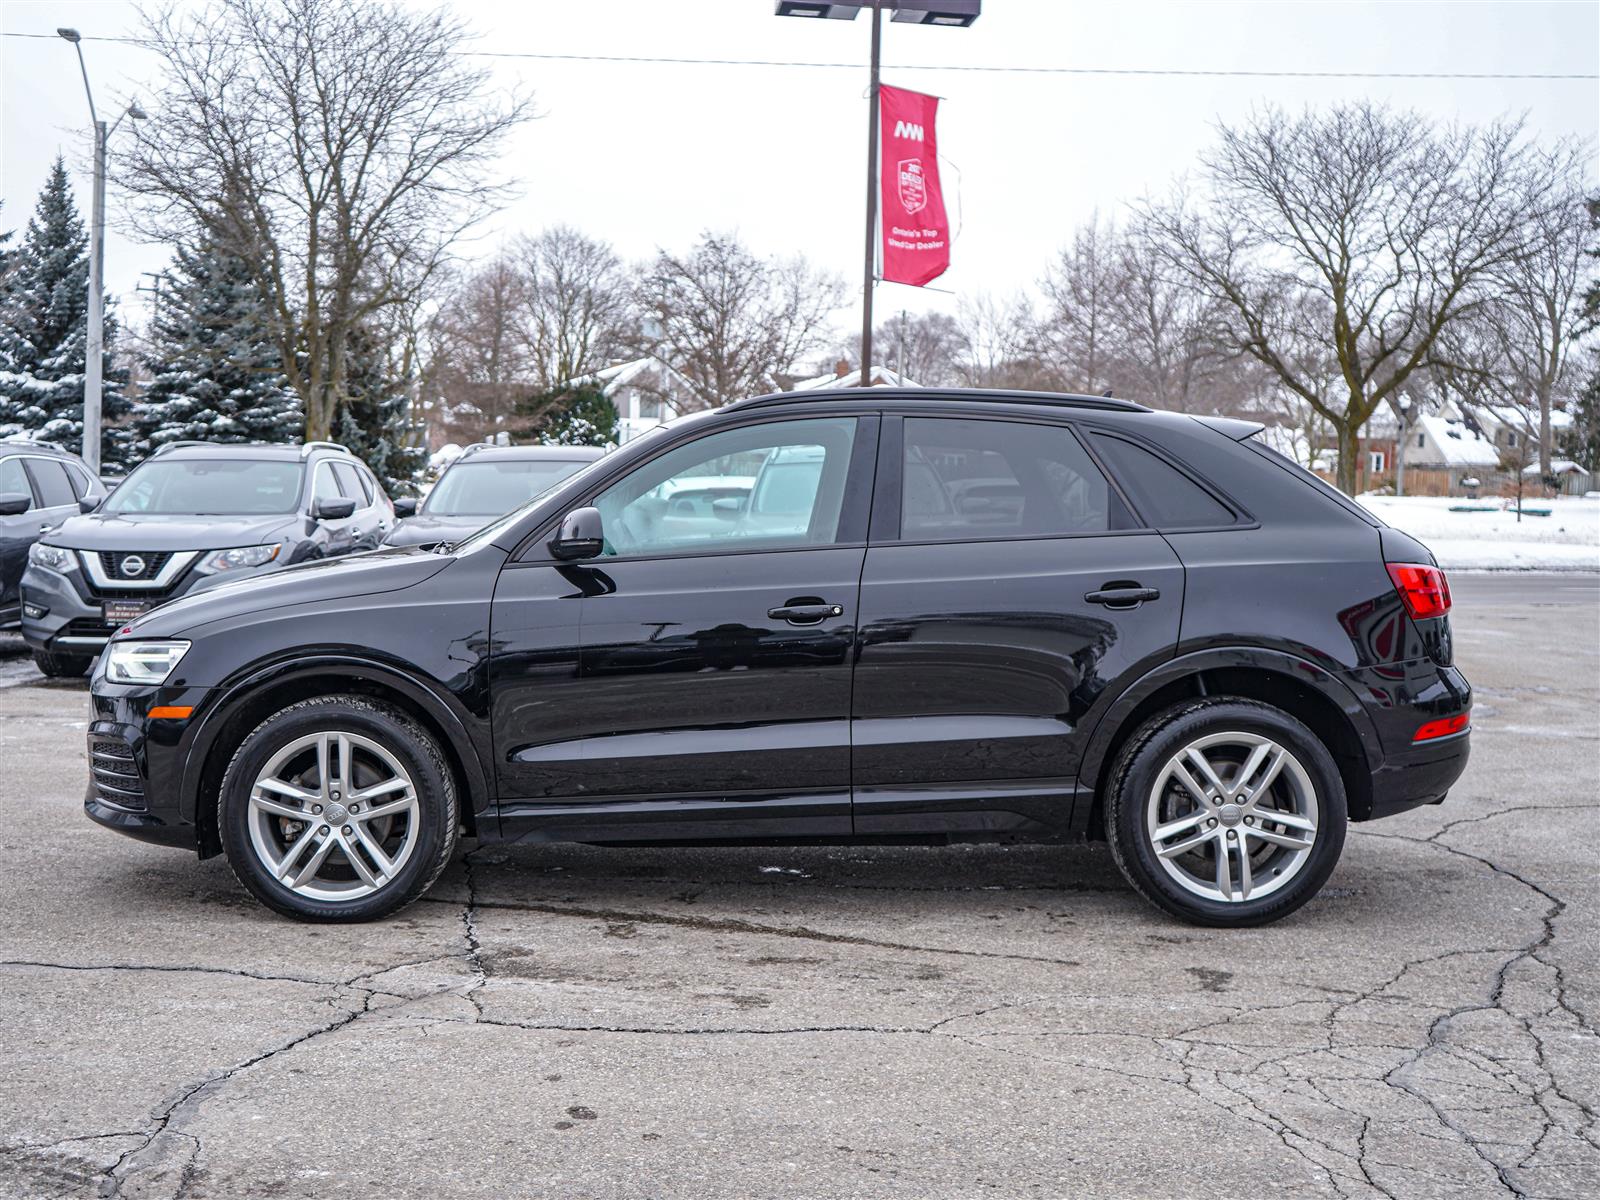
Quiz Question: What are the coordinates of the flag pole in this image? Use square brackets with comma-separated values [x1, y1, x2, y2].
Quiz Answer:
[860, 1, 881, 389]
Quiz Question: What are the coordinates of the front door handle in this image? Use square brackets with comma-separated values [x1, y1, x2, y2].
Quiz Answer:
[768, 600, 844, 625]
[1084, 584, 1160, 609]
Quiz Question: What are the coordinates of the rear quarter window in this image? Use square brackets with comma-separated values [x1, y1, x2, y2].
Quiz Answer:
[1090, 434, 1236, 529]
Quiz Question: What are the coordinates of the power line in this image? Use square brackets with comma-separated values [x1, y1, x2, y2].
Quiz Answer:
[2, 30, 1594, 80]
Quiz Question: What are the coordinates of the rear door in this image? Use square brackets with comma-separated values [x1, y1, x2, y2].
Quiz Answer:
[0, 455, 39, 617]
[852, 413, 1183, 836]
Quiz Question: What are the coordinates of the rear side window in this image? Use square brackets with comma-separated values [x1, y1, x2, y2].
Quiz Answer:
[63, 463, 94, 499]
[901, 417, 1133, 539]
[24, 459, 77, 508]
[1090, 434, 1235, 529]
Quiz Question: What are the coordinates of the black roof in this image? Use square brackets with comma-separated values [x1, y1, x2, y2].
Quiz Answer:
[727, 387, 1151, 414]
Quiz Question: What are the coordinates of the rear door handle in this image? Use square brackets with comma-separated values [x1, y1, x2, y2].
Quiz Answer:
[768, 600, 845, 625]
[1084, 584, 1160, 608]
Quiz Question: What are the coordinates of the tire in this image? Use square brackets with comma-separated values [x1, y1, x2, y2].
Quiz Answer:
[218, 695, 458, 921]
[33, 649, 91, 678]
[1104, 698, 1347, 928]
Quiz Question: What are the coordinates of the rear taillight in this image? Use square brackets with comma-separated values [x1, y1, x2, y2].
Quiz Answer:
[1414, 712, 1470, 742]
[1387, 563, 1451, 621]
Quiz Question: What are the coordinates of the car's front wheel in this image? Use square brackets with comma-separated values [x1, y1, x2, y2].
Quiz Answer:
[218, 695, 459, 921]
[1105, 698, 1347, 927]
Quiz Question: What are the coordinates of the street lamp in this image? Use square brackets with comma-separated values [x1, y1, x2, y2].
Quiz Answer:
[774, 1, 979, 387]
[57, 27, 147, 477]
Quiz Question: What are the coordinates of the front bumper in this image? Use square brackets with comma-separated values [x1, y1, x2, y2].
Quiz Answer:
[84, 678, 215, 852]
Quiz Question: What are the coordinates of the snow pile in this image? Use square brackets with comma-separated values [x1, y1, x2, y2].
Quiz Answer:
[1358, 495, 1600, 572]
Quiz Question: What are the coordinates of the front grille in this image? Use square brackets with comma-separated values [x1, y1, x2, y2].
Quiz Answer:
[97, 551, 173, 581]
[89, 736, 146, 810]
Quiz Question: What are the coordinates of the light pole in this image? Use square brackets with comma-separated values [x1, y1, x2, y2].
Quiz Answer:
[774, 2, 978, 387]
[57, 28, 146, 477]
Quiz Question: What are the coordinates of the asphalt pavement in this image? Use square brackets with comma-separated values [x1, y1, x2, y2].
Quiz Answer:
[1, 573, 1596, 1198]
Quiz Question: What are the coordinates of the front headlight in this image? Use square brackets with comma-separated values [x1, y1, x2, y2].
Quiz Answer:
[197, 544, 281, 574]
[104, 640, 192, 685]
[28, 543, 77, 573]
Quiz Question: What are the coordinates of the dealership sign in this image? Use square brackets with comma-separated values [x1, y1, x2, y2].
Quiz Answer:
[878, 84, 950, 287]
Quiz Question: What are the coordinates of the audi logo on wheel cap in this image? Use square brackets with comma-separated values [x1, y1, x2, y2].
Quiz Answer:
[120, 555, 147, 578]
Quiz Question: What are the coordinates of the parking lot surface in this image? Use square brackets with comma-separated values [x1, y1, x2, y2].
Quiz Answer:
[1, 573, 1596, 1199]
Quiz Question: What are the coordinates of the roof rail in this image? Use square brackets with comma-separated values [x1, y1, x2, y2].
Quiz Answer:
[300, 441, 352, 457]
[1, 434, 69, 452]
[728, 386, 1151, 414]
[151, 439, 218, 456]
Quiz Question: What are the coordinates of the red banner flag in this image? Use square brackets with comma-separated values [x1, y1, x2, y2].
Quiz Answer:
[878, 84, 950, 287]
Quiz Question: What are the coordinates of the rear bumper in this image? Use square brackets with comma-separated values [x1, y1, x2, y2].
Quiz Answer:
[1352, 658, 1472, 820]
[1368, 730, 1470, 818]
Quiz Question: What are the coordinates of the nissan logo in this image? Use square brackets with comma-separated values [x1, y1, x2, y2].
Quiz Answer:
[120, 555, 147, 578]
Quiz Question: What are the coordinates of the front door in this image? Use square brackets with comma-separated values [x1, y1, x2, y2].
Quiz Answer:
[852, 414, 1183, 836]
[489, 414, 877, 841]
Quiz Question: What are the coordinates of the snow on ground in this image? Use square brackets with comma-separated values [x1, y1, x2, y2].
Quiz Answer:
[1357, 494, 1600, 572]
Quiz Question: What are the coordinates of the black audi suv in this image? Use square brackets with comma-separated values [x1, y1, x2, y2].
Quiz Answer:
[82, 390, 1471, 926]
[1, 437, 107, 631]
[383, 443, 605, 549]
[23, 440, 392, 676]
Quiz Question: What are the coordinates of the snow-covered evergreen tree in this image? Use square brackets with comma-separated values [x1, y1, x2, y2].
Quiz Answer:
[335, 326, 425, 494]
[133, 235, 302, 453]
[0, 158, 131, 466]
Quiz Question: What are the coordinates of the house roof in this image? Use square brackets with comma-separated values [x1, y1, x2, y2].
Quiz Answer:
[790, 365, 923, 391]
[1415, 414, 1501, 467]
[567, 357, 694, 401]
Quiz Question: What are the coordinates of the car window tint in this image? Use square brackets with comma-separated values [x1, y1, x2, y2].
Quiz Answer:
[900, 417, 1128, 538]
[332, 462, 367, 502]
[593, 417, 858, 558]
[24, 459, 77, 508]
[0, 457, 31, 506]
[1090, 434, 1234, 529]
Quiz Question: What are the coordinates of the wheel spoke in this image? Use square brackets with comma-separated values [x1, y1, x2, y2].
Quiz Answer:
[251, 792, 310, 821]
[1235, 837, 1252, 901]
[1153, 810, 1208, 842]
[1156, 827, 1214, 859]
[275, 824, 320, 881]
[1168, 760, 1213, 807]
[1184, 749, 1230, 800]
[1229, 742, 1273, 800]
[1215, 835, 1233, 898]
[349, 777, 409, 804]
[288, 831, 337, 889]
[1248, 825, 1314, 852]
[336, 734, 353, 791]
[1242, 749, 1288, 805]
[315, 735, 332, 797]
[256, 777, 318, 804]
[1258, 808, 1316, 833]
[351, 823, 397, 878]
[354, 795, 413, 822]
[340, 833, 383, 888]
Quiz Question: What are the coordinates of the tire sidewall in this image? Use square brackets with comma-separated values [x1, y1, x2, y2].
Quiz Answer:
[219, 699, 454, 921]
[1110, 700, 1348, 927]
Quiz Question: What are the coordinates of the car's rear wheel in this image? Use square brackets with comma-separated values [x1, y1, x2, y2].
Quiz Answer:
[33, 649, 90, 678]
[1105, 698, 1347, 927]
[218, 695, 458, 921]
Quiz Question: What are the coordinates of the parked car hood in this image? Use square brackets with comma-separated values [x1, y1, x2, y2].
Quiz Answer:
[126, 548, 451, 638]
[383, 514, 488, 548]
[44, 512, 300, 551]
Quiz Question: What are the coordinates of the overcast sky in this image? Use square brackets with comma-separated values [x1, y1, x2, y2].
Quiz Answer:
[3, 0, 1596, 353]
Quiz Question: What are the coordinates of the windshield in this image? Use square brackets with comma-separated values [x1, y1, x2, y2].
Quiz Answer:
[103, 459, 305, 515]
[424, 459, 592, 517]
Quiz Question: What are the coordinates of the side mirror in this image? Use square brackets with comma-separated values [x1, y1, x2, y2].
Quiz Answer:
[548, 506, 605, 561]
[78, 495, 102, 514]
[313, 497, 357, 521]
[0, 492, 31, 517]
[393, 497, 418, 517]
[711, 496, 745, 520]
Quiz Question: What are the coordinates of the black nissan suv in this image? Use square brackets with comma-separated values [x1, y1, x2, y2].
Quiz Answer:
[23, 440, 392, 676]
[82, 390, 1471, 926]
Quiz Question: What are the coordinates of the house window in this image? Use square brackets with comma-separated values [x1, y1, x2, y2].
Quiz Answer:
[1368, 451, 1386, 473]
[639, 397, 664, 420]
[1416, 433, 1426, 448]
[1507, 432, 1518, 448]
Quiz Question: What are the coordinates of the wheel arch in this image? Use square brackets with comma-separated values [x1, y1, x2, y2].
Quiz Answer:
[1076, 648, 1379, 837]
[183, 656, 491, 858]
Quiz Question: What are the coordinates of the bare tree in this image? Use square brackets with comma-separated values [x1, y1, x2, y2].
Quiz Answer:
[1143, 103, 1554, 493]
[423, 256, 533, 444]
[953, 292, 1050, 389]
[1035, 216, 1122, 394]
[122, 0, 533, 441]
[636, 232, 845, 409]
[846, 311, 964, 385]
[516, 225, 633, 391]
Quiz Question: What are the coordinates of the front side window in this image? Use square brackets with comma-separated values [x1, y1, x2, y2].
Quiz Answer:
[593, 417, 858, 558]
[900, 417, 1128, 539]
[25, 459, 77, 508]
[104, 459, 306, 516]
[426, 458, 595, 518]
[332, 462, 369, 503]
[311, 463, 344, 507]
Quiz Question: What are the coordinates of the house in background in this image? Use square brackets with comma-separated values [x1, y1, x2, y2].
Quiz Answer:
[788, 359, 922, 391]
[568, 358, 695, 444]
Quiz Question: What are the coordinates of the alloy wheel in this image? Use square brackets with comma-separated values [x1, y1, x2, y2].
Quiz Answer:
[1145, 730, 1320, 904]
[246, 730, 421, 901]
